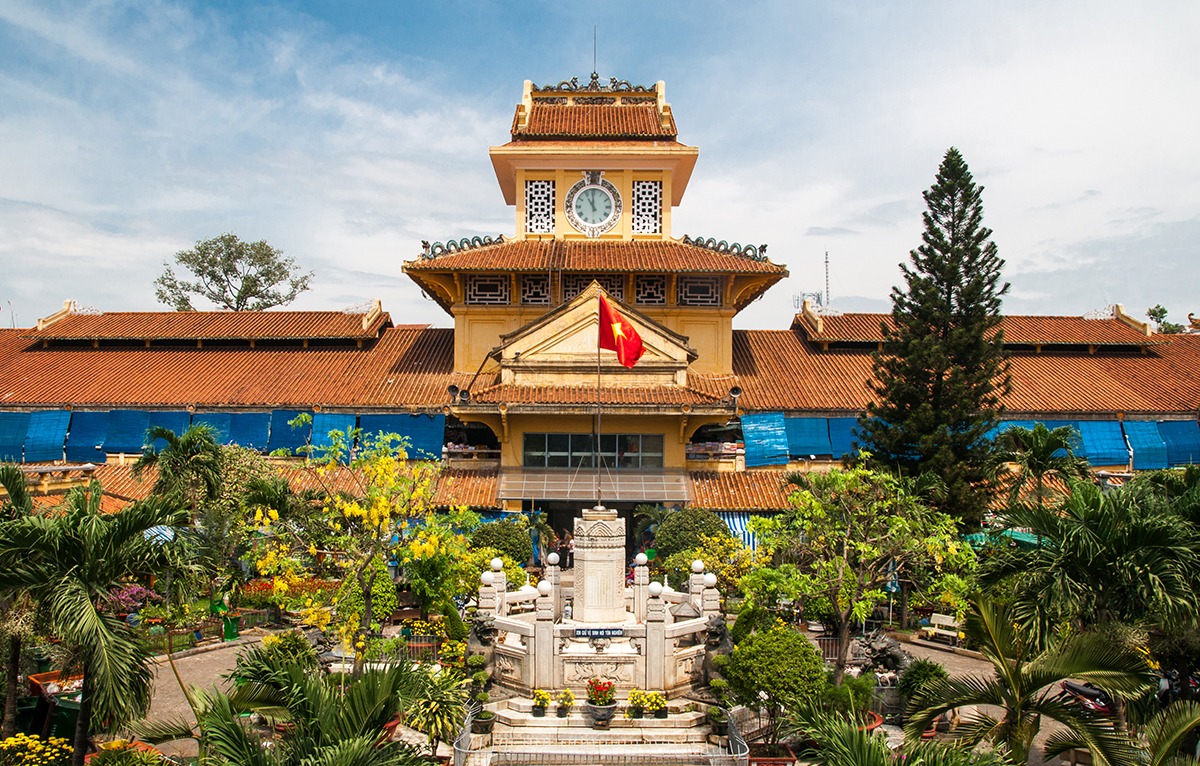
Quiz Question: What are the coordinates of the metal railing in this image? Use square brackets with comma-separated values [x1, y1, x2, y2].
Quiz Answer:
[724, 706, 750, 765]
[452, 701, 478, 766]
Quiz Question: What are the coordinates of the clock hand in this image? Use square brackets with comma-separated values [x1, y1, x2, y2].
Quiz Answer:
[588, 195, 597, 213]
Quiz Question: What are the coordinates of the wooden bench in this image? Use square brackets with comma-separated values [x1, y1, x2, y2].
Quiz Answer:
[921, 612, 961, 645]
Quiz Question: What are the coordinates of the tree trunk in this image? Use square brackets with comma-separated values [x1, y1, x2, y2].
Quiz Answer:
[352, 568, 376, 677]
[71, 668, 92, 766]
[2, 635, 19, 737]
[833, 618, 853, 685]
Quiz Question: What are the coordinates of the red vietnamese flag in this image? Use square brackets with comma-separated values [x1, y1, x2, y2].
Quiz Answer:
[598, 295, 645, 368]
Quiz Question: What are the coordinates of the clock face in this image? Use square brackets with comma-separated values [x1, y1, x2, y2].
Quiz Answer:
[574, 186, 615, 225]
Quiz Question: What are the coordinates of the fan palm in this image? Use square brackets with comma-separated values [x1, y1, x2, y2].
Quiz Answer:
[904, 596, 1153, 766]
[982, 481, 1200, 645]
[991, 423, 1089, 510]
[0, 464, 35, 738]
[134, 424, 222, 516]
[0, 481, 186, 766]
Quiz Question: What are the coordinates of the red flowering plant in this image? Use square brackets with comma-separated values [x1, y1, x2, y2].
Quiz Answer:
[586, 677, 615, 706]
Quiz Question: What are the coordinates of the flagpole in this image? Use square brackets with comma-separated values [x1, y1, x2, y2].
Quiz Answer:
[596, 300, 602, 508]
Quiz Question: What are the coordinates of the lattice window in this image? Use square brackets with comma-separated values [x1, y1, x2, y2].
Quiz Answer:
[521, 274, 551, 305]
[465, 275, 511, 305]
[525, 180, 555, 234]
[677, 276, 721, 306]
[634, 275, 667, 305]
[631, 180, 662, 234]
[563, 274, 624, 302]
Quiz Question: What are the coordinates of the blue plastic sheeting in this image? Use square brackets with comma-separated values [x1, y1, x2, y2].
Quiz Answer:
[358, 413, 447, 459]
[784, 417, 832, 457]
[193, 413, 232, 444]
[0, 412, 31, 462]
[266, 410, 310, 454]
[740, 413, 790, 467]
[228, 413, 271, 450]
[1077, 421, 1128, 467]
[1122, 421, 1168, 470]
[1158, 421, 1200, 467]
[23, 410, 70, 463]
[146, 411, 192, 451]
[104, 410, 152, 454]
[66, 411, 108, 463]
[311, 413, 357, 458]
[827, 417, 860, 459]
[716, 511, 759, 550]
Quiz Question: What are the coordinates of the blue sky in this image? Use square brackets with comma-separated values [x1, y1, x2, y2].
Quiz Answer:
[2, 1, 1197, 330]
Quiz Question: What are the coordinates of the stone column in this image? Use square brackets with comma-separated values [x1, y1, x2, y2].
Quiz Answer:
[633, 564, 649, 623]
[573, 506, 626, 624]
[493, 566, 508, 616]
[689, 572, 706, 611]
[544, 558, 562, 620]
[645, 594, 666, 691]
[534, 585, 555, 690]
[702, 582, 721, 618]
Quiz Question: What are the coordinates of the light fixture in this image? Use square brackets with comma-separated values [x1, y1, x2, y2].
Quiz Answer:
[703, 572, 717, 588]
[447, 384, 460, 399]
[648, 581, 664, 598]
[547, 552, 560, 566]
[490, 557, 504, 572]
[691, 560, 705, 574]
[635, 553, 647, 567]
[459, 390, 471, 403]
[728, 386, 742, 399]
[481, 571, 495, 586]
[537, 580, 551, 597]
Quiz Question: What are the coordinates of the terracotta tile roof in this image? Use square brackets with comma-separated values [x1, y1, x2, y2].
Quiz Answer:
[405, 239, 786, 277]
[732, 329, 1200, 417]
[470, 383, 725, 406]
[513, 104, 676, 139]
[91, 463, 154, 501]
[689, 470, 792, 511]
[29, 307, 391, 341]
[796, 312, 1159, 347]
[0, 327, 467, 409]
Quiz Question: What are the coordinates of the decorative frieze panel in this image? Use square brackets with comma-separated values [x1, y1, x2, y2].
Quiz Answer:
[465, 275, 511, 305]
[525, 179, 555, 234]
[677, 275, 721, 307]
[521, 274, 551, 305]
[631, 180, 662, 234]
[563, 274, 623, 302]
[634, 275, 666, 306]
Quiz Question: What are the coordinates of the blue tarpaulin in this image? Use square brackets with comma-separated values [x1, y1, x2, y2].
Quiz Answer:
[104, 410, 151, 454]
[23, 410, 70, 463]
[740, 413, 790, 467]
[1077, 421, 1128, 467]
[65, 411, 108, 463]
[146, 411, 192, 451]
[1122, 421, 1168, 470]
[1158, 421, 1200, 467]
[311, 413, 357, 458]
[784, 417, 832, 457]
[266, 410, 310, 454]
[228, 412, 271, 450]
[827, 417, 860, 459]
[0, 412, 30, 462]
[193, 413, 232, 444]
[358, 413, 446, 459]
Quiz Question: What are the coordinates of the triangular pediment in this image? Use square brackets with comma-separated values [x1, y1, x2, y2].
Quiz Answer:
[497, 283, 697, 387]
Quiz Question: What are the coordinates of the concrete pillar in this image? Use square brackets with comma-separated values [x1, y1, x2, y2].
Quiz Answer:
[544, 560, 562, 620]
[634, 564, 649, 623]
[689, 572, 706, 611]
[534, 590, 555, 689]
[574, 506, 626, 623]
[492, 567, 508, 616]
[645, 595, 666, 691]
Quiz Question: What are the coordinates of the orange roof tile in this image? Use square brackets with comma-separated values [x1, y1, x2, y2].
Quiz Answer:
[689, 470, 792, 511]
[797, 312, 1158, 347]
[470, 383, 725, 407]
[514, 103, 676, 139]
[30, 308, 391, 341]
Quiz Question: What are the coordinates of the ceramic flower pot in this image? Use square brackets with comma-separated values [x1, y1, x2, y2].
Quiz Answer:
[586, 702, 618, 728]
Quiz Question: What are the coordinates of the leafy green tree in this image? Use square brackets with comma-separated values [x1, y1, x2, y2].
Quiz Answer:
[134, 424, 223, 517]
[0, 464, 35, 738]
[660, 533, 755, 596]
[859, 147, 1011, 525]
[1147, 305, 1185, 334]
[991, 423, 1090, 511]
[469, 516, 532, 567]
[154, 232, 313, 311]
[905, 596, 1154, 766]
[981, 480, 1200, 647]
[652, 506, 731, 561]
[724, 625, 825, 746]
[0, 483, 185, 766]
[752, 466, 970, 683]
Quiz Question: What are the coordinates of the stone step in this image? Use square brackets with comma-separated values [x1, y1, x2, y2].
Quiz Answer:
[496, 708, 706, 728]
[506, 698, 708, 715]
[489, 743, 725, 766]
[492, 724, 711, 745]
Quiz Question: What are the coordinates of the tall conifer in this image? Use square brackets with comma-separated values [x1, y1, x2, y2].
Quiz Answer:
[859, 148, 1010, 525]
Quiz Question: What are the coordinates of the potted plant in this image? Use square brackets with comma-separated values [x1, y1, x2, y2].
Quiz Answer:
[531, 688, 551, 717]
[555, 688, 575, 718]
[708, 706, 728, 736]
[470, 692, 495, 734]
[645, 691, 668, 719]
[585, 677, 617, 727]
[625, 688, 647, 719]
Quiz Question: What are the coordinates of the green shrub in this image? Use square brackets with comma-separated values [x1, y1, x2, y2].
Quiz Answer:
[653, 507, 731, 560]
[730, 602, 776, 644]
[897, 657, 948, 701]
[821, 670, 877, 718]
[803, 596, 835, 624]
[471, 670, 490, 687]
[725, 625, 824, 744]
[442, 601, 468, 641]
[335, 556, 399, 630]
[466, 654, 488, 669]
[470, 517, 532, 566]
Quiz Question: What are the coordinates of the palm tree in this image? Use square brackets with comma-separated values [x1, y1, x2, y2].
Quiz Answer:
[982, 481, 1200, 646]
[904, 596, 1154, 766]
[406, 667, 469, 757]
[1139, 700, 1200, 766]
[137, 654, 432, 766]
[0, 481, 186, 766]
[0, 464, 35, 738]
[631, 503, 671, 544]
[789, 708, 1008, 766]
[134, 424, 222, 516]
[991, 423, 1089, 510]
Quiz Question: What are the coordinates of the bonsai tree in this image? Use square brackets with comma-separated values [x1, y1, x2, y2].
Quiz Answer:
[724, 624, 825, 747]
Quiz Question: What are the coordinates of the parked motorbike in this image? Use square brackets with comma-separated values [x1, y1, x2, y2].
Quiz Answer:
[1061, 680, 1117, 715]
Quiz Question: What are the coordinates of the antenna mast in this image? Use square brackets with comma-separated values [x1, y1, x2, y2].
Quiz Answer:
[593, 25, 597, 73]
[824, 251, 830, 308]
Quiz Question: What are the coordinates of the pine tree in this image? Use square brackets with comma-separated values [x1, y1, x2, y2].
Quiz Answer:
[858, 148, 1010, 525]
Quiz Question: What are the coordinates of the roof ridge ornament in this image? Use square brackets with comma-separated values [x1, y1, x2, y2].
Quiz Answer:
[532, 73, 655, 93]
[681, 235, 768, 262]
[422, 235, 506, 259]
